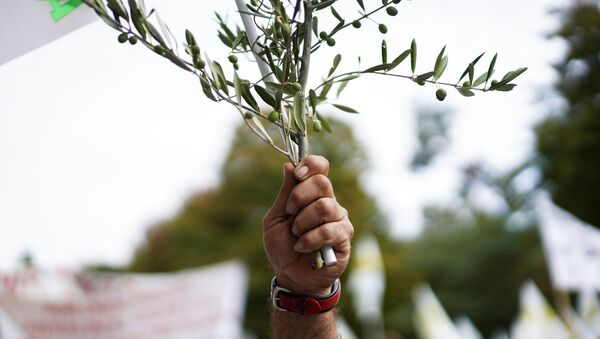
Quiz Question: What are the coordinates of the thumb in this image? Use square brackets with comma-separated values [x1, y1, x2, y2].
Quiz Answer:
[265, 163, 297, 221]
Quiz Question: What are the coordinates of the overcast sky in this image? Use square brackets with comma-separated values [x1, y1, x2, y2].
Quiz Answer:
[0, 0, 568, 270]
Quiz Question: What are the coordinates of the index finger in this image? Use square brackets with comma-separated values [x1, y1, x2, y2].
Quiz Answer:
[294, 155, 329, 181]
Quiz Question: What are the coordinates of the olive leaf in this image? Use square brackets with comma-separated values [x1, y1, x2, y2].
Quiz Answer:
[472, 72, 488, 87]
[468, 63, 475, 86]
[433, 45, 447, 81]
[293, 92, 306, 132]
[416, 71, 435, 82]
[199, 76, 217, 102]
[128, 0, 147, 39]
[458, 52, 485, 83]
[356, 0, 365, 11]
[255, 85, 277, 110]
[316, 112, 333, 132]
[106, 0, 128, 21]
[457, 87, 475, 97]
[486, 53, 497, 84]
[251, 116, 274, 144]
[314, 0, 337, 11]
[233, 71, 242, 105]
[328, 54, 342, 78]
[410, 38, 417, 74]
[210, 60, 228, 95]
[381, 40, 388, 64]
[331, 7, 343, 22]
[332, 103, 359, 114]
[241, 81, 259, 111]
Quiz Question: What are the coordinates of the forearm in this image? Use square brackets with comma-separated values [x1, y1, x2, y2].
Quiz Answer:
[272, 309, 338, 339]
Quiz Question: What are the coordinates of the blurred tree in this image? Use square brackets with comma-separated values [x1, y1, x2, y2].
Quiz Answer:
[410, 108, 453, 171]
[128, 120, 387, 337]
[406, 163, 551, 338]
[536, 0, 600, 228]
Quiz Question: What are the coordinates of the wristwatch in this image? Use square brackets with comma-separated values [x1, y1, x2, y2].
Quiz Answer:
[271, 277, 341, 316]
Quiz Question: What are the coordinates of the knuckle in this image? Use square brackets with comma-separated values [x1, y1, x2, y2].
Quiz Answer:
[347, 220, 355, 239]
[305, 155, 328, 173]
[315, 198, 333, 215]
[319, 225, 338, 244]
[289, 190, 303, 206]
[313, 175, 332, 195]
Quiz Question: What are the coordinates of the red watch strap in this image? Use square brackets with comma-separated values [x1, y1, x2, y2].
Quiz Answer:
[272, 278, 341, 316]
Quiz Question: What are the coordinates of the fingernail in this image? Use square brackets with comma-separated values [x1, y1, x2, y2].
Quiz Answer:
[295, 166, 308, 179]
[286, 201, 295, 215]
[294, 242, 305, 252]
[291, 225, 299, 237]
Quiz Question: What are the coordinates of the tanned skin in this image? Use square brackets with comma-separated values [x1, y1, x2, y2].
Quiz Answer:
[263, 156, 354, 339]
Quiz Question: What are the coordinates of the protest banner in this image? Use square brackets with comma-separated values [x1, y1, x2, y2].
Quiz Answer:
[0, 261, 247, 339]
[0, 0, 95, 65]
[537, 195, 600, 291]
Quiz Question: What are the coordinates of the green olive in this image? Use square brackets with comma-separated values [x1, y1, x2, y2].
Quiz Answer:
[244, 112, 254, 119]
[268, 111, 280, 123]
[491, 80, 499, 86]
[417, 79, 426, 86]
[386, 7, 398, 16]
[128, 36, 138, 45]
[118, 33, 128, 44]
[228, 55, 238, 63]
[378, 24, 388, 34]
[352, 21, 362, 28]
[194, 59, 205, 69]
[313, 120, 322, 132]
[154, 45, 165, 55]
[326, 38, 336, 46]
[463, 81, 471, 88]
[281, 22, 290, 36]
[234, 63, 239, 70]
[319, 31, 328, 40]
[436, 88, 447, 101]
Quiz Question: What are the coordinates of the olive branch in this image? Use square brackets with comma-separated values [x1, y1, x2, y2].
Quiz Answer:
[81, 0, 527, 269]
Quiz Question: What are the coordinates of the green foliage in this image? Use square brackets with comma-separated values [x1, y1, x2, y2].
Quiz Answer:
[536, 1, 600, 228]
[383, 162, 550, 338]
[409, 206, 549, 337]
[83, 0, 527, 166]
[128, 120, 386, 337]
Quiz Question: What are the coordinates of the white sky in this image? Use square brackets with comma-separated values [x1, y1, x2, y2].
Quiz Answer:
[0, 0, 568, 270]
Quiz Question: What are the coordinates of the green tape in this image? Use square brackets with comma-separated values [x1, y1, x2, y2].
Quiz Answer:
[49, 0, 84, 22]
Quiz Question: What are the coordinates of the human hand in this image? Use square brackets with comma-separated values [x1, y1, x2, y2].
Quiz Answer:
[263, 156, 354, 297]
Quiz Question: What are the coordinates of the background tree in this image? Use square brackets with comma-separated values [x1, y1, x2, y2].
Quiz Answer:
[536, 0, 600, 228]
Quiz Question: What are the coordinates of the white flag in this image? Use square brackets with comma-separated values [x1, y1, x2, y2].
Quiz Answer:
[0, 0, 96, 65]
[455, 316, 483, 339]
[578, 289, 600, 335]
[510, 281, 570, 339]
[571, 311, 596, 339]
[537, 195, 600, 290]
[348, 235, 385, 321]
[0, 261, 247, 339]
[412, 284, 463, 339]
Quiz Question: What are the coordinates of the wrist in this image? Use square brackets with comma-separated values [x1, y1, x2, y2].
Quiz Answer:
[271, 277, 341, 316]
[274, 274, 331, 298]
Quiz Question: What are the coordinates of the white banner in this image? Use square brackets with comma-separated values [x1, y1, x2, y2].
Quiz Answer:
[537, 195, 600, 291]
[0, 261, 247, 339]
[510, 281, 570, 339]
[412, 284, 463, 339]
[0, 0, 96, 65]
